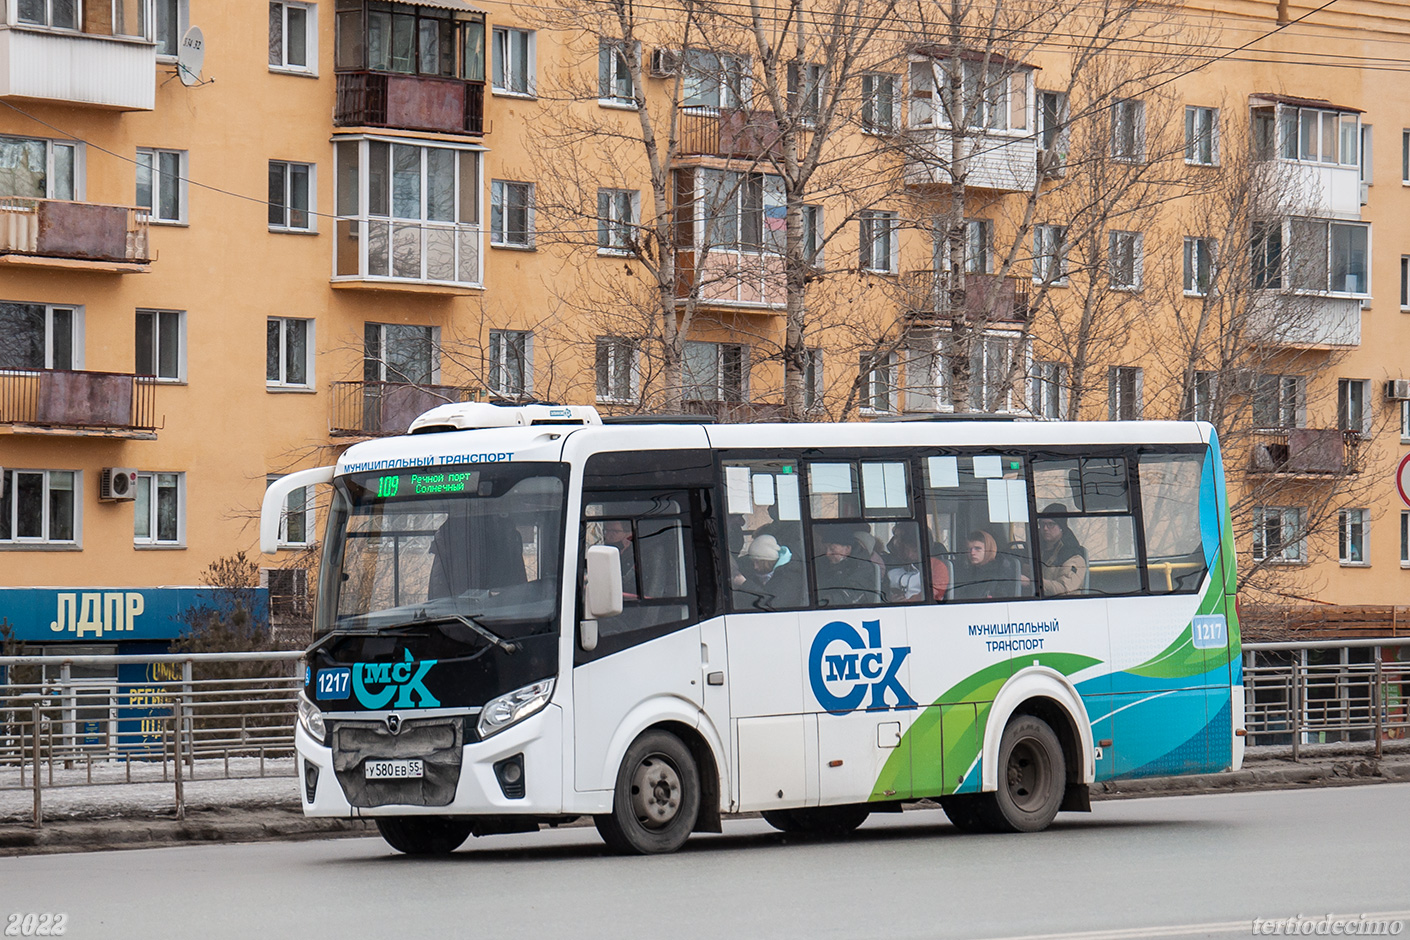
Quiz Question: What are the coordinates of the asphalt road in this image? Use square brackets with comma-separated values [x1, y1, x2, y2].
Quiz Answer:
[2, 784, 1407, 940]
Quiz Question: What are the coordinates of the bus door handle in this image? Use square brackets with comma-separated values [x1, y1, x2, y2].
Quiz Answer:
[707, 672, 725, 686]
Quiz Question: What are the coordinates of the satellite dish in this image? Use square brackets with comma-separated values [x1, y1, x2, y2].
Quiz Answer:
[177, 25, 205, 87]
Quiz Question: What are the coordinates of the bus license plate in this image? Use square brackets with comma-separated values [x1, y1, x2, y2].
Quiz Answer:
[364, 759, 424, 780]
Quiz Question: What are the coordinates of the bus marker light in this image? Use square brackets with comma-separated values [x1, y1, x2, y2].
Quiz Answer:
[828, 760, 843, 768]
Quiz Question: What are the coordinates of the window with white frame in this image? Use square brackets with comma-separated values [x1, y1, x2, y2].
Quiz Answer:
[1292, 107, 1359, 167]
[1253, 374, 1306, 429]
[804, 348, 823, 411]
[1183, 236, 1215, 296]
[963, 219, 991, 274]
[683, 341, 747, 402]
[1108, 365, 1143, 420]
[134, 472, 183, 547]
[1253, 505, 1304, 563]
[1108, 230, 1143, 290]
[1112, 98, 1145, 161]
[595, 336, 635, 403]
[269, 2, 315, 73]
[153, 0, 188, 57]
[802, 204, 823, 266]
[1038, 90, 1068, 153]
[0, 469, 76, 545]
[1402, 510, 1410, 566]
[859, 210, 897, 273]
[1402, 399, 1410, 440]
[1251, 221, 1283, 290]
[597, 188, 637, 254]
[17, 0, 79, 29]
[908, 59, 1029, 132]
[364, 323, 436, 384]
[1360, 124, 1372, 188]
[137, 148, 186, 223]
[971, 333, 1022, 412]
[1401, 256, 1409, 308]
[1403, 130, 1410, 183]
[787, 62, 825, 125]
[1031, 360, 1067, 419]
[490, 180, 534, 248]
[267, 476, 312, 547]
[1186, 370, 1218, 422]
[695, 169, 785, 254]
[0, 135, 79, 200]
[1337, 378, 1370, 436]
[1033, 224, 1067, 284]
[492, 27, 535, 96]
[598, 40, 636, 106]
[268, 161, 313, 231]
[266, 317, 313, 389]
[860, 72, 897, 133]
[1287, 218, 1369, 295]
[860, 352, 896, 413]
[135, 309, 184, 382]
[682, 51, 747, 111]
[0, 302, 78, 371]
[1185, 106, 1218, 165]
[1339, 508, 1368, 565]
[488, 329, 532, 398]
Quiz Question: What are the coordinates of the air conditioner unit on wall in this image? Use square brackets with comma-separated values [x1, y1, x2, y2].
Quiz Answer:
[100, 467, 138, 501]
[651, 48, 680, 78]
[1385, 379, 1410, 401]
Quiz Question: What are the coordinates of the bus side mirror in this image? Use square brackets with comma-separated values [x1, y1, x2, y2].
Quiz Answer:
[584, 545, 624, 620]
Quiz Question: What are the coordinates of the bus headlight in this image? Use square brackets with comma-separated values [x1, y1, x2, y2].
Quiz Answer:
[298, 694, 327, 745]
[478, 679, 555, 740]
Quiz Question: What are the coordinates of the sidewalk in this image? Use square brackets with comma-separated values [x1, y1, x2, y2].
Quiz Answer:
[2, 747, 1408, 856]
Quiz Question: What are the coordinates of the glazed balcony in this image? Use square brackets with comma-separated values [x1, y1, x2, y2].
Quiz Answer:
[0, 198, 150, 272]
[0, 370, 157, 438]
[0, 16, 155, 111]
[904, 128, 1037, 192]
[330, 381, 477, 437]
[1246, 292, 1360, 349]
[901, 271, 1030, 324]
[1249, 428, 1361, 477]
[333, 217, 481, 290]
[677, 109, 783, 162]
[335, 71, 484, 136]
[676, 249, 786, 310]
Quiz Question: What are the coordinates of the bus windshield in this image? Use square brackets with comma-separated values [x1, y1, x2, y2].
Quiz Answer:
[316, 463, 568, 635]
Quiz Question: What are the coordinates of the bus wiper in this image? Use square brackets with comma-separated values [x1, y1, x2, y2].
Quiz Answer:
[437, 614, 520, 655]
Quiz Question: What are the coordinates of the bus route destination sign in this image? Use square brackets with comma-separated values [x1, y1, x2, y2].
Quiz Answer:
[374, 471, 478, 498]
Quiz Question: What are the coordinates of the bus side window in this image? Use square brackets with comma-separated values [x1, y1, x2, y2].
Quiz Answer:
[583, 495, 692, 638]
[723, 459, 810, 612]
[805, 458, 922, 607]
[1138, 453, 1208, 593]
[927, 454, 1028, 602]
[1032, 456, 1140, 597]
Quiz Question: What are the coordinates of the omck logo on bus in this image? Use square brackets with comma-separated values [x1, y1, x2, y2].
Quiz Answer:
[809, 620, 915, 712]
[315, 650, 440, 709]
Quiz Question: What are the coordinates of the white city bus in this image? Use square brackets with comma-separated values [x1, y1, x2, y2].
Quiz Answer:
[263, 403, 1243, 855]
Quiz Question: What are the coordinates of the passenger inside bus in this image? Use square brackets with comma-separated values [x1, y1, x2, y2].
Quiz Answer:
[954, 529, 1020, 600]
[885, 524, 949, 603]
[733, 534, 805, 610]
[1035, 506, 1088, 596]
[814, 523, 884, 607]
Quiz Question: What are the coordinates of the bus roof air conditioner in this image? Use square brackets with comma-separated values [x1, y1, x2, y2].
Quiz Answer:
[408, 403, 603, 434]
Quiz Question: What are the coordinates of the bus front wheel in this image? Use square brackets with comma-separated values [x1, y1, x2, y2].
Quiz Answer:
[978, 715, 1066, 833]
[375, 816, 473, 855]
[595, 730, 701, 855]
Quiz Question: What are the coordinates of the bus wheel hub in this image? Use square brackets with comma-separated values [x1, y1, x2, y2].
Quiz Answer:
[632, 755, 681, 827]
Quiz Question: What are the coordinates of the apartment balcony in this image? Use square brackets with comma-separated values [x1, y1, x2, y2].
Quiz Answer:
[676, 250, 786, 310]
[1249, 429, 1361, 477]
[335, 71, 484, 136]
[0, 24, 154, 110]
[333, 217, 481, 291]
[330, 381, 478, 437]
[0, 370, 158, 439]
[0, 198, 150, 272]
[677, 110, 783, 163]
[1247, 291, 1360, 349]
[901, 271, 1030, 324]
[904, 128, 1038, 193]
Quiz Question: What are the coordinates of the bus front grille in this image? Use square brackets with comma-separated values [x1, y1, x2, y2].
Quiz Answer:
[329, 718, 464, 807]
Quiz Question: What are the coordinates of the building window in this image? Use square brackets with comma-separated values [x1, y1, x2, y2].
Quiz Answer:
[134, 472, 183, 547]
[1112, 98, 1145, 161]
[598, 40, 636, 106]
[1033, 224, 1067, 284]
[787, 62, 824, 125]
[267, 477, 312, 547]
[859, 211, 897, 274]
[1403, 130, 1410, 183]
[683, 341, 747, 403]
[335, 1, 485, 80]
[1031, 360, 1066, 419]
[1186, 370, 1218, 422]
[1401, 256, 1409, 309]
[802, 204, 823, 265]
[1402, 400, 1410, 441]
[804, 348, 823, 412]
[1252, 221, 1283, 290]
[269, 2, 315, 73]
[1183, 236, 1215, 296]
[595, 337, 635, 403]
[492, 27, 534, 96]
[1185, 106, 1218, 165]
[961, 219, 991, 274]
[1360, 124, 1372, 188]
[1253, 506, 1304, 563]
[1339, 508, 1368, 565]
[0, 469, 76, 545]
[1292, 107, 1359, 167]
[1108, 366, 1143, 420]
[860, 72, 897, 133]
[1253, 374, 1306, 429]
[0, 135, 79, 200]
[597, 188, 637, 254]
[0, 302, 78, 371]
[153, 0, 188, 57]
[135, 309, 184, 382]
[695, 169, 785, 254]
[1288, 219, 1369, 295]
[267, 317, 313, 389]
[490, 180, 534, 248]
[334, 139, 481, 284]
[682, 51, 746, 110]
[364, 323, 436, 384]
[137, 148, 186, 224]
[1108, 230, 1142, 290]
[488, 329, 532, 398]
[268, 161, 313, 231]
[1402, 511, 1410, 566]
[908, 59, 1028, 131]
[860, 352, 895, 413]
[17, 0, 79, 29]
[1337, 378, 1370, 436]
[1038, 90, 1068, 156]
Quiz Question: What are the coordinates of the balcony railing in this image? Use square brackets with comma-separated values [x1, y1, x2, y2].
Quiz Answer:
[901, 271, 1031, 323]
[678, 109, 783, 161]
[904, 128, 1038, 192]
[1247, 291, 1361, 349]
[0, 370, 157, 434]
[334, 71, 484, 136]
[330, 381, 478, 437]
[0, 198, 150, 266]
[1249, 428, 1361, 476]
[0, 24, 155, 110]
[334, 217, 480, 287]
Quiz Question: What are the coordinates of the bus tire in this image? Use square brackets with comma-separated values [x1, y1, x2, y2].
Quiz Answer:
[375, 816, 473, 855]
[594, 730, 700, 855]
[761, 810, 804, 833]
[938, 795, 986, 833]
[978, 715, 1066, 833]
[762, 805, 869, 836]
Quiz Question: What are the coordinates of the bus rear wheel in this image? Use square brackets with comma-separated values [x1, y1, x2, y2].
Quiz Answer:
[762, 805, 870, 836]
[977, 715, 1066, 833]
[375, 816, 473, 855]
[595, 730, 701, 855]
